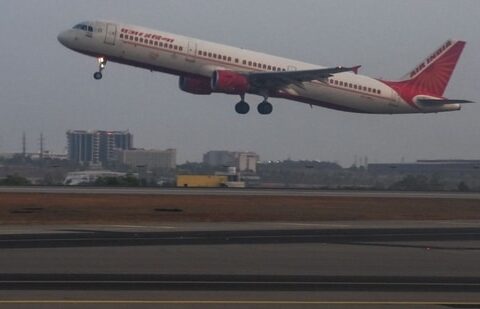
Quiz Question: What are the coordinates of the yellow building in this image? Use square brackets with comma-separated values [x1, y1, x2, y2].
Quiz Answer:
[176, 175, 228, 188]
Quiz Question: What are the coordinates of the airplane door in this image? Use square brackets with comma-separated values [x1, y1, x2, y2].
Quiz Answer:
[186, 41, 197, 62]
[104, 23, 117, 45]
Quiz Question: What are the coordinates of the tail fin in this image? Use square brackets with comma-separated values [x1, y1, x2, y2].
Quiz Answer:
[382, 40, 466, 103]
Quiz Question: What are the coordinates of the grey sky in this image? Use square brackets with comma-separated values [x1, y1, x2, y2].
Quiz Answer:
[0, 0, 479, 165]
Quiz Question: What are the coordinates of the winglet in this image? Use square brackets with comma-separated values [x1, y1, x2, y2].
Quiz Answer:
[351, 65, 361, 74]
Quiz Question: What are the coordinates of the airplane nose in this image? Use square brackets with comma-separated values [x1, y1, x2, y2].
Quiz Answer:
[57, 30, 70, 46]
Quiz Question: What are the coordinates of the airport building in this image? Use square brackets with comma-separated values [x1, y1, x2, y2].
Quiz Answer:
[115, 148, 176, 169]
[203, 151, 259, 173]
[66, 130, 133, 165]
[368, 160, 480, 176]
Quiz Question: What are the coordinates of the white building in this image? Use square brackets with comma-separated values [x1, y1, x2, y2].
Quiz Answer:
[203, 151, 259, 172]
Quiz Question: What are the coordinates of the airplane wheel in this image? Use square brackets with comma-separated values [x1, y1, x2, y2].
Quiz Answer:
[235, 101, 250, 114]
[93, 72, 103, 80]
[257, 101, 273, 115]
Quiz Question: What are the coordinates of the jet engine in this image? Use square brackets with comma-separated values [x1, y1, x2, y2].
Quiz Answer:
[211, 70, 249, 94]
[178, 76, 212, 95]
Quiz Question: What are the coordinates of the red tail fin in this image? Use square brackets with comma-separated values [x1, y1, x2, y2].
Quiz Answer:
[382, 40, 466, 103]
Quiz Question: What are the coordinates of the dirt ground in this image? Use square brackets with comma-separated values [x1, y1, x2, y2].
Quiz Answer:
[0, 192, 479, 224]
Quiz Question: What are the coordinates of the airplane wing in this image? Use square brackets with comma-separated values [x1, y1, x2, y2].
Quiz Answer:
[247, 65, 361, 89]
[417, 99, 474, 106]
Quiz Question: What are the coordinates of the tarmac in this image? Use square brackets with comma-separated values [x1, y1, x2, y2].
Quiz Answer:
[1, 221, 480, 308]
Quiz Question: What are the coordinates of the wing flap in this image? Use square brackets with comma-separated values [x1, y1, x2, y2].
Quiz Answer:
[247, 65, 361, 89]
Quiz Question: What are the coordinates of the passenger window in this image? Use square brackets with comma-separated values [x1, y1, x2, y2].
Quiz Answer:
[235, 58, 239, 63]
[208, 52, 212, 57]
[248, 61, 252, 66]
[272, 66, 276, 71]
[243, 60, 247, 65]
[154, 41, 158, 46]
[134, 37, 138, 42]
[228, 57, 232, 62]
[88, 26, 93, 32]
[150, 40, 154, 45]
[120, 34, 123, 39]
[159, 42, 163, 47]
[169, 44, 173, 49]
[368, 87, 371, 92]
[334, 80, 338, 85]
[129, 35, 133, 40]
[139, 38, 144, 43]
[267, 65, 271, 70]
[377, 90, 381, 94]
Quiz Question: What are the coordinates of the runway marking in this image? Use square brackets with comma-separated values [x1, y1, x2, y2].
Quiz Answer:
[1, 231, 479, 243]
[282, 223, 351, 228]
[2, 280, 480, 287]
[437, 221, 480, 226]
[111, 225, 176, 229]
[1, 300, 480, 305]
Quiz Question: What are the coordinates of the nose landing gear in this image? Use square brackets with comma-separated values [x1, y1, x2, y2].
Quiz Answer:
[93, 57, 107, 80]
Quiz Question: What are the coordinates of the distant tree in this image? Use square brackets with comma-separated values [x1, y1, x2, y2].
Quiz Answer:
[93, 174, 140, 187]
[389, 175, 431, 191]
[0, 174, 31, 186]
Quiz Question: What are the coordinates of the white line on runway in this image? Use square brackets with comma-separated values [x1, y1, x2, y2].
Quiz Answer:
[281, 223, 352, 228]
[1, 280, 480, 287]
[111, 225, 176, 229]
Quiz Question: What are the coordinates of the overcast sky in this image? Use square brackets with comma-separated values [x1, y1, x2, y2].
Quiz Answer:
[0, 0, 479, 165]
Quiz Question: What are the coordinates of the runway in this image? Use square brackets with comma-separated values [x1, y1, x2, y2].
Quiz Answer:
[1, 222, 479, 308]
[1, 186, 480, 199]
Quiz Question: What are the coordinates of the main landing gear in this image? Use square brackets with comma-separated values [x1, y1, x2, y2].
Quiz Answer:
[235, 94, 250, 114]
[93, 57, 107, 80]
[235, 94, 273, 115]
[257, 100, 273, 115]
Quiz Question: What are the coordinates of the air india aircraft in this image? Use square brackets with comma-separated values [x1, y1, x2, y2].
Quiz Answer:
[58, 21, 472, 115]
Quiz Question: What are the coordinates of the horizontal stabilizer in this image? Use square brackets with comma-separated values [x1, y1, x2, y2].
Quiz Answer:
[417, 99, 474, 106]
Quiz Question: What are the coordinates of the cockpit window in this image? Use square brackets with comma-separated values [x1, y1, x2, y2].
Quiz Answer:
[73, 23, 94, 32]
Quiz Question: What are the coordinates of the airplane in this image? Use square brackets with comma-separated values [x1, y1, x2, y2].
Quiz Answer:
[57, 20, 473, 115]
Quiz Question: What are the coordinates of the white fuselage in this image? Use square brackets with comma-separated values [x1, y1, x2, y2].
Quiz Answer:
[58, 20, 461, 114]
